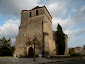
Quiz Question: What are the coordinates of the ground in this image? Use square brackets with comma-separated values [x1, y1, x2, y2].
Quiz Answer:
[0, 57, 85, 64]
[0, 57, 56, 64]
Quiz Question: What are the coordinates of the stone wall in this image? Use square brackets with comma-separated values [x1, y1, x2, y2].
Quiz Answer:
[64, 34, 69, 55]
[43, 13, 56, 55]
[15, 6, 56, 57]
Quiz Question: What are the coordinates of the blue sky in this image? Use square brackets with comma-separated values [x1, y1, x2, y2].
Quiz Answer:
[0, 0, 85, 48]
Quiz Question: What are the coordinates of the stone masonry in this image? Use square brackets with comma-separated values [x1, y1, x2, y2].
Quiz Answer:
[15, 6, 68, 57]
[15, 6, 56, 57]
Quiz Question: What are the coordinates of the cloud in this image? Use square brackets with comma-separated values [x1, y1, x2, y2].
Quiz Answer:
[0, 19, 20, 43]
[0, 0, 40, 18]
[64, 28, 85, 38]
[46, 1, 67, 18]
[0, 0, 69, 18]
[73, 6, 85, 25]
[67, 28, 85, 47]
[52, 18, 74, 31]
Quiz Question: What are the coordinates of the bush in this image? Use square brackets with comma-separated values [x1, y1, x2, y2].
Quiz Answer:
[70, 53, 83, 57]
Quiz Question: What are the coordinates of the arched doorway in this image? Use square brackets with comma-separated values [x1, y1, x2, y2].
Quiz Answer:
[28, 47, 34, 57]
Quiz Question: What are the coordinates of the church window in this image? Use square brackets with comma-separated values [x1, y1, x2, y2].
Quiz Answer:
[36, 10, 38, 15]
[29, 12, 31, 17]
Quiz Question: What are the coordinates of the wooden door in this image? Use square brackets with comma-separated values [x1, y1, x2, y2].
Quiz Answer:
[28, 47, 34, 57]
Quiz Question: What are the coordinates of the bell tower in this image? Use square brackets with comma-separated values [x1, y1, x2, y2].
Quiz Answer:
[15, 6, 56, 57]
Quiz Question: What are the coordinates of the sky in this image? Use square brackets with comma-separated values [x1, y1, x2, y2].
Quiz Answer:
[0, 0, 85, 48]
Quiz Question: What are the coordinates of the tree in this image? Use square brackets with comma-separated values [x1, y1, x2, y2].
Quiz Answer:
[26, 38, 41, 61]
[0, 37, 11, 48]
[56, 24, 65, 55]
[0, 37, 14, 56]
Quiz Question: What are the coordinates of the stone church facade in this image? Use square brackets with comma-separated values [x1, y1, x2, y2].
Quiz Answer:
[15, 6, 68, 57]
[15, 6, 56, 57]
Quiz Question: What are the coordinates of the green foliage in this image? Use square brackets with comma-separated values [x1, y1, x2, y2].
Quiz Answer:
[0, 37, 14, 56]
[70, 53, 83, 57]
[69, 49, 76, 55]
[56, 24, 65, 55]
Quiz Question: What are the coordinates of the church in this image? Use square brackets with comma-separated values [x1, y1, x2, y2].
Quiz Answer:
[15, 6, 68, 57]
